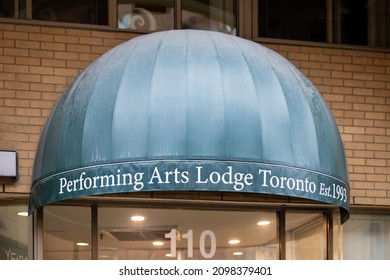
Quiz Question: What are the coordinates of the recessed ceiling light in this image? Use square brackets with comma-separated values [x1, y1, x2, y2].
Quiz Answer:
[76, 242, 89, 246]
[153, 241, 164, 246]
[131, 215, 145, 222]
[257, 220, 271, 226]
[17, 211, 28, 217]
[233, 252, 243, 256]
[165, 253, 173, 257]
[229, 239, 240, 245]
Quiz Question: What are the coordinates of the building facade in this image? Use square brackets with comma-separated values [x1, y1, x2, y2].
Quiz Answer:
[0, 0, 390, 260]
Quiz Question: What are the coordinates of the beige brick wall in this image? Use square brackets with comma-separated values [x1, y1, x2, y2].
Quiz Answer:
[1, 22, 389, 207]
[0, 22, 138, 193]
[264, 43, 390, 206]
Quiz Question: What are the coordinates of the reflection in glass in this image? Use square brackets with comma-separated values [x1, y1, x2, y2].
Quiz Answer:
[334, 0, 390, 47]
[182, 0, 237, 34]
[118, 0, 174, 31]
[0, 0, 29, 19]
[0, 0, 14, 18]
[258, 0, 327, 42]
[343, 214, 390, 260]
[259, 0, 390, 47]
[98, 207, 277, 260]
[0, 204, 28, 260]
[43, 206, 91, 260]
[286, 212, 325, 260]
[32, 0, 108, 25]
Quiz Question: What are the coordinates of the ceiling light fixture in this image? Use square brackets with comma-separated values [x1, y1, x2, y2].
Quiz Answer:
[76, 242, 89, 246]
[257, 220, 271, 226]
[233, 252, 243, 256]
[17, 211, 28, 217]
[153, 241, 164, 246]
[228, 239, 240, 245]
[131, 215, 145, 222]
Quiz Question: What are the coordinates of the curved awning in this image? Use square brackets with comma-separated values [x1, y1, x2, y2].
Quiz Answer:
[29, 30, 350, 222]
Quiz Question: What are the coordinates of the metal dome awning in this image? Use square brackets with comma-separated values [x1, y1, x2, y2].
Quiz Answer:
[29, 30, 350, 222]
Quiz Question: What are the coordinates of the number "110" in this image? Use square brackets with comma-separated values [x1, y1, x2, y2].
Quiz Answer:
[165, 229, 217, 259]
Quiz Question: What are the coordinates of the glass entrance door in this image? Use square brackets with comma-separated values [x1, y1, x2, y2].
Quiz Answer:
[98, 207, 278, 260]
[40, 201, 333, 260]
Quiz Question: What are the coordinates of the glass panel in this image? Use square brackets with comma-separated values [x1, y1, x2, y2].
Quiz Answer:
[0, 204, 28, 260]
[98, 207, 277, 260]
[343, 214, 390, 260]
[43, 206, 91, 260]
[32, 0, 108, 25]
[334, 0, 390, 47]
[259, 0, 389, 47]
[0, 0, 15, 18]
[19, 0, 26, 19]
[182, 0, 237, 34]
[286, 212, 325, 260]
[333, 0, 368, 45]
[118, 0, 174, 31]
[258, 0, 327, 42]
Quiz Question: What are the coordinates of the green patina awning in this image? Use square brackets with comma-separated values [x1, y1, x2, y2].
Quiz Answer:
[30, 30, 350, 222]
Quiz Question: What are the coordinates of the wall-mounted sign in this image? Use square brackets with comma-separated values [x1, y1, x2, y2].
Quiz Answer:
[0, 151, 17, 182]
